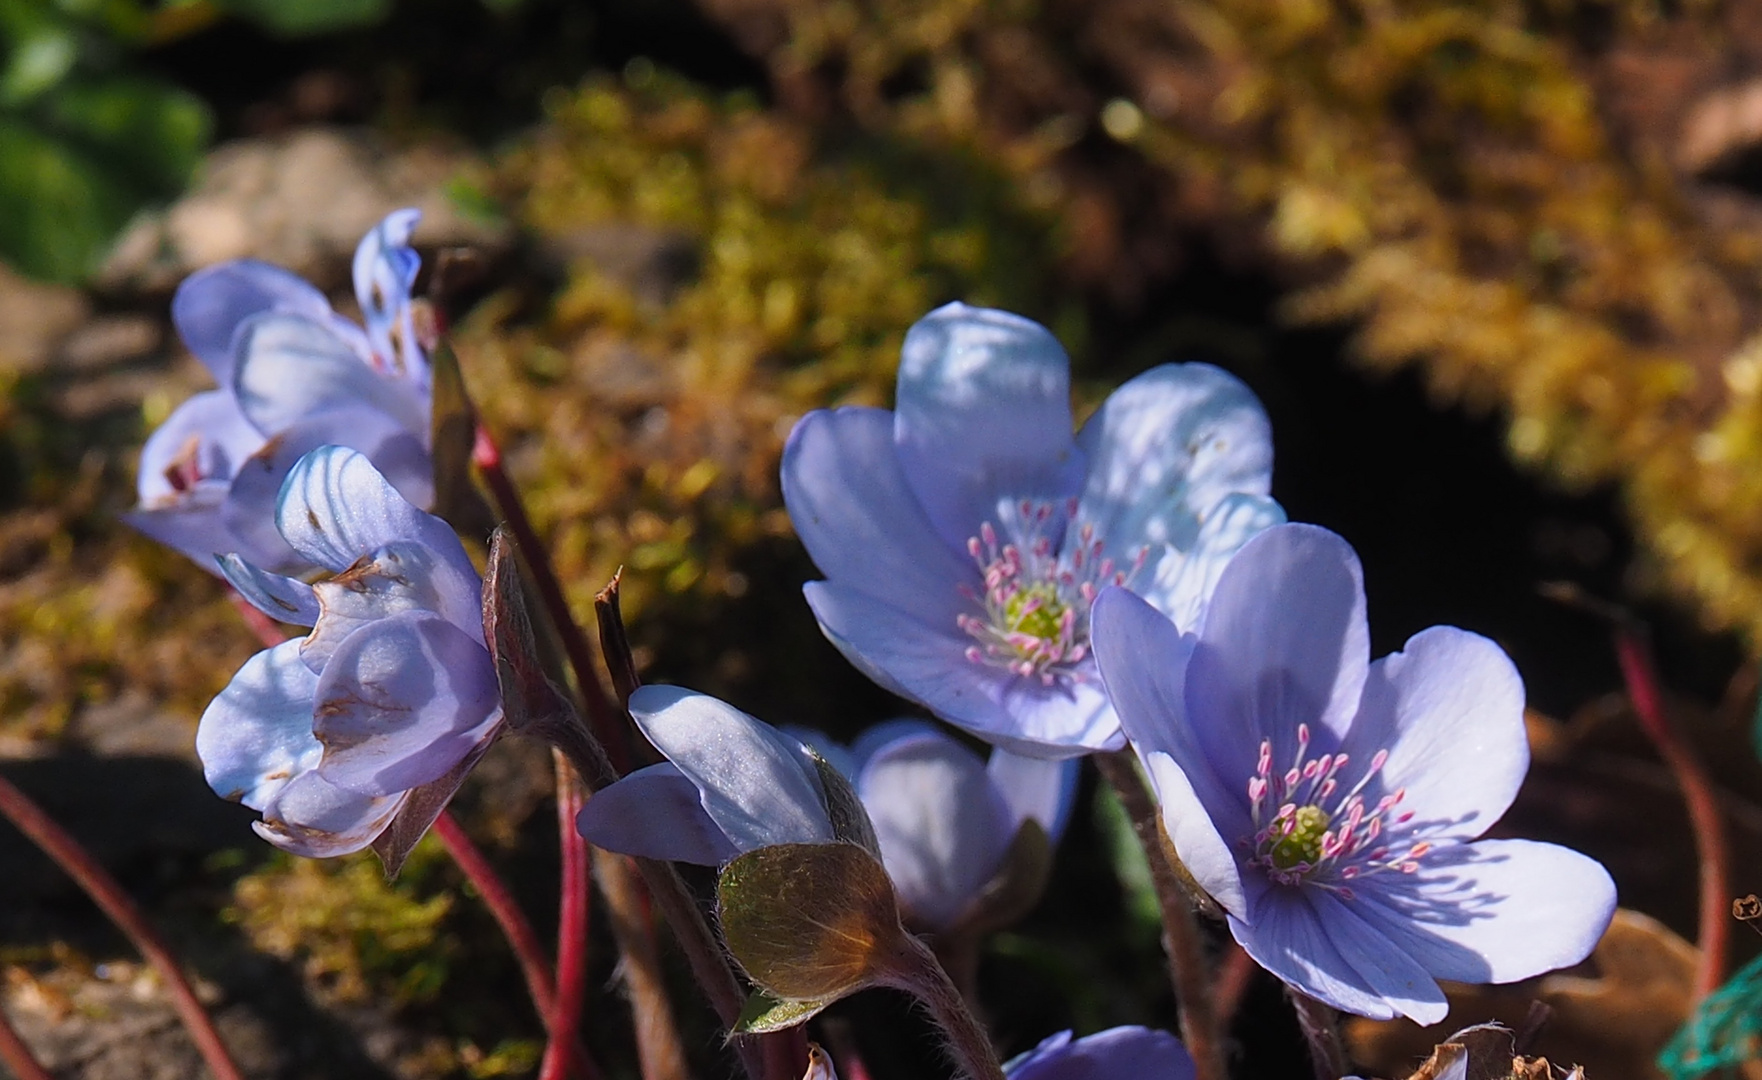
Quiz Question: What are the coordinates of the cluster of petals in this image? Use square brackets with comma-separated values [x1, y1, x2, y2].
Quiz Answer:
[197, 446, 501, 856]
[129, 210, 434, 576]
[1004, 1026, 1196, 1080]
[782, 302, 1283, 759]
[796, 720, 1076, 931]
[1090, 522, 1618, 1023]
[573, 688, 1074, 933]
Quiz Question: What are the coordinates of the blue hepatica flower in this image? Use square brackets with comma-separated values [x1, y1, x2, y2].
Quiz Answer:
[797, 720, 1077, 931]
[129, 210, 433, 576]
[197, 445, 500, 857]
[1005, 1027, 1195, 1080]
[574, 685, 839, 867]
[782, 302, 1283, 759]
[1089, 522, 1618, 1024]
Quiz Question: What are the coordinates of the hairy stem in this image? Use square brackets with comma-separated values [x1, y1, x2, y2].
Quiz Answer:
[1615, 627, 1729, 1001]
[593, 848, 691, 1080]
[1094, 751, 1228, 1080]
[0, 1004, 52, 1080]
[1289, 991, 1346, 1080]
[0, 771, 246, 1080]
[882, 933, 1006, 1080]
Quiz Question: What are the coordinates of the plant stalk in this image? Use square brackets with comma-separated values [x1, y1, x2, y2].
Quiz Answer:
[0, 1004, 52, 1080]
[1094, 751, 1228, 1080]
[1289, 991, 1346, 1080]
[880, 933, 1006, 1080]
[539, 752, 598, 1080]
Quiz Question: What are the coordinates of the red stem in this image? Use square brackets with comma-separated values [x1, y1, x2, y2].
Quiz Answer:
[0, 1002, 54, 1080]
[0, 771, 245, 1080]
[1614, 627, 1729, 1000]
[1211, 942, 1256, 1030]
[471, 427, 630, 772]
[540, 754, 595, 1080]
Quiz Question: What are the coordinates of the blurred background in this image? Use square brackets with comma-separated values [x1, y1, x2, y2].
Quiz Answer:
[4, 0, 1762, 1077]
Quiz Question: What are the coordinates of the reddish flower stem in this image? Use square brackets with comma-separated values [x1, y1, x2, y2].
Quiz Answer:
[540, 752, 596, 1080]
[1613, 627, 1729, 1001]
[228, 591, 600, 1076]
[0, 770, 246, 1080]
[471, 426, 630, 772]
[1211, 942, 1256, 1030]
[0, 1004, 52, 1080]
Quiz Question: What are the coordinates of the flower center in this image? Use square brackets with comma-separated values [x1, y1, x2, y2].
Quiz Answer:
[1245, 724, 1430, 895]
[955, 499, 1147, 686]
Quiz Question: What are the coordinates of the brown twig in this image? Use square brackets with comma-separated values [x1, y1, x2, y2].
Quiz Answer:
[0, 771, 246, 1080]
[1614, 626, 1729, 1000]
[1093, 752, 1228, 1080]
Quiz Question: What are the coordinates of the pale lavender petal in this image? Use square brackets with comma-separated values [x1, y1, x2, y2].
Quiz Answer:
[1351, 839, 1616, 986]
[1139, 493, 1286, 631]
[136, 390, 265, 504]
[575, 763, 742, 865]
[847, 719, 940, 771]
[172, 260, 332, 383]
[1006, 1026, 1196, 1080]
[858, 732, 1014, 930]
[1185, 523, 1370, 786]
[311, 610, 500, 797]
[1074, 362, 1273, 555]
[1339, 627, 1528, 839]
[1309, 889, 1450, 1024]
[985, 750, 1077, 839]
[630, 685, 834, 851]
[1090, 586, 1255, 884]
[276, 446, 476, 595]
[217, 555, 319, 627]
[782, 406, 974, 623]
[224, 407, 433, 562]
[124, 487, 241, 572]
[195, 640, 321, 810]
[894, 303, 1086, 551]
[231, 311, 429, 438]
[301, 540, 477, 671]
[352, 208, 427, 387]
[806, 581, 1104, 758]
[254, 771, 407, 857]
[1228, 889, 1397, 1019]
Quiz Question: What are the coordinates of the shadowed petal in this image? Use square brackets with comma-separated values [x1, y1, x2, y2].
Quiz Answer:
[312, 610, 500, 797]
[1007, 1027, 1196, 1080]
[172, 260, 332, 383]
[232, 311, 428, 438]
[1311, 890, 1449, 1024]
[576, 763, 742, 865]
[276, 446, 475, 593]
[782, 406, 973, 623]
[353, 208, 427, 386]
[217, 555, 319, 627]
[196, 640, 320, 810]
[847, 719, 940, 773]
[987, 750, 1078, 840]
[1091, 585, 1255, 903]
[1339, 627, 1528, 839]
[894, 303, 1085, 550]
[301, 541, 478, 672]
[1352, 838, 1616, 986]
[859, 732, 1014, 930]
[1139, 493, 1286, 632]
[136, 391, 266, 505]
[998, 677, 1123, 757]
[1074, 363, 1273, 555]
[254, 771, 407, 857]
[1185, 524, 1370, 787]
[630, 685, 834, 851]
[125, 487, 244, 573]
[1229, 889, 1396, 1019]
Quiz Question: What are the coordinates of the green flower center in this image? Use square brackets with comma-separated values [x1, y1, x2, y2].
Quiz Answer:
[1004, 583, 1067, 643]
[1265, 805, 1330, 870]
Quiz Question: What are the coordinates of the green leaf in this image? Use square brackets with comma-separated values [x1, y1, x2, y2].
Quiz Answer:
[733, 990, 835, 1035]
[716, 842, 907, 1002]
[211, 0, 392, 36]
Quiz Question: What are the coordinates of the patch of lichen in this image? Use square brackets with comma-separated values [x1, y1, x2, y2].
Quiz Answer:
[225, 838, 455, 1006]
[461, 70, 1063, 637]
[692, 0, 1762, 644]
